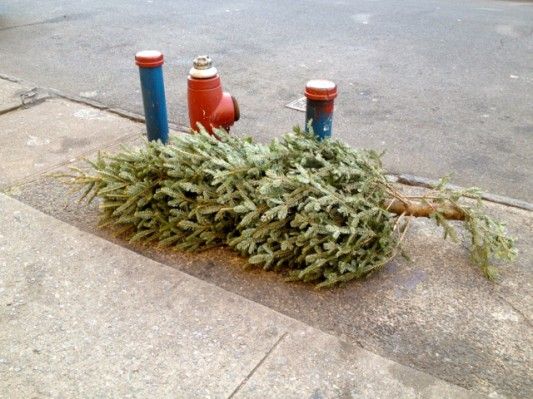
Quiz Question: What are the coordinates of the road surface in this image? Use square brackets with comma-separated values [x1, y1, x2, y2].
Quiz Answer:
[0, 0, 531, 200]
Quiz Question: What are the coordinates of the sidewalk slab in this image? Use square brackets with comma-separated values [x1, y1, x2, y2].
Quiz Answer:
[9, 159, 531, 398]
[0, 194, 480, 398]
[233, 327, 478, 399]
[0, 98, 143, 188]
[0, 193, 294, 398]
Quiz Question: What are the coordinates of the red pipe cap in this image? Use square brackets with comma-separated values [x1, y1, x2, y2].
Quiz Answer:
[305, 79, 337, 101]
[135, 50, 164, 68]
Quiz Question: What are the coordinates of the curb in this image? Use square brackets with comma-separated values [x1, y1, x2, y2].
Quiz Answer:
[0, 102, 21, 115]
[393, 174, 533, 212]
[1, 73, 531, 212]
[0, 72, 188, 133]
[51, 90, 189, 133]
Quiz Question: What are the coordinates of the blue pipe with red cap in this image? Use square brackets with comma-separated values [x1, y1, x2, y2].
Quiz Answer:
[135, 50, 169, 143]
[304, 79, 337, 140]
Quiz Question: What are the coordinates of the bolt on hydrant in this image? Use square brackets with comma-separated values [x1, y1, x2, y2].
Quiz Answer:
[135, 50, 169, 143]
[304, 79, 337, 140]
[187, 55, 240, 134]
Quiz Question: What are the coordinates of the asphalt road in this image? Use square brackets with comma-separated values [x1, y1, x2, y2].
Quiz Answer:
[0, 0, 532, 201]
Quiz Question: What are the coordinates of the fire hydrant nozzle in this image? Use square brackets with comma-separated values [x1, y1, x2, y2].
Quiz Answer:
[189, 55, 219, 79]
[187, 55, 239, 134]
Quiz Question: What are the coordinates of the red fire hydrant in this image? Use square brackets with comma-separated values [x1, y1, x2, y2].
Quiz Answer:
[187, 55, 239, 134]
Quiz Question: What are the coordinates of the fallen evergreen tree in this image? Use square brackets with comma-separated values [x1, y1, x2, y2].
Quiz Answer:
[63, 127, 516, 287]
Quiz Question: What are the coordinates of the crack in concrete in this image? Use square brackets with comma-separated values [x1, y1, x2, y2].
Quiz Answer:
[0, 13, 92, 32]
[227, 332, 288, 398]
[0, 16, 67, 32]
[496, 293, 533, 328]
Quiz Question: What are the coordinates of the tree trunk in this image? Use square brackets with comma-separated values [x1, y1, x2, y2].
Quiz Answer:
[385, 199, 465, 220]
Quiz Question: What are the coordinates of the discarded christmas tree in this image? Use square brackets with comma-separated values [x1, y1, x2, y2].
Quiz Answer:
[62, 127, 516, 287]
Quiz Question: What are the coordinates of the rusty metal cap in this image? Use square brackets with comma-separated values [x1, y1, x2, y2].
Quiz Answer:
[193, 55, 212, 69]
[135, 50, 164, 68]
[305, 79, 337, 101]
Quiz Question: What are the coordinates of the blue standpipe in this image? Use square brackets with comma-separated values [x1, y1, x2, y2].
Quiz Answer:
[305, 99, 334, 140]
[135, 50, 169, 143]
[304, 80, 338, 140]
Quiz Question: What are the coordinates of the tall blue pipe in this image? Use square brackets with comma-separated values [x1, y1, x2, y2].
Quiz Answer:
[135, 50, 169, 143]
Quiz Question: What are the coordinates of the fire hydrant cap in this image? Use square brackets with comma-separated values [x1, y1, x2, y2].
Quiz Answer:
[305, 79, 337, 101]
[189, 55, 218, 79]
[135, 50, 164, 68]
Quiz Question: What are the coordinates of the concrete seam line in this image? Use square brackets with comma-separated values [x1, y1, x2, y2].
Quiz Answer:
[107, 107, 146, 123]
[227, 332, 288, 398]
[50, 89, 108, 110]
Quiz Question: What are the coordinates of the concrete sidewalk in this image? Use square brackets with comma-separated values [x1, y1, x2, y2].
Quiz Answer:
[0, 194, 479, 398]
[0, 76, 531, 398]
